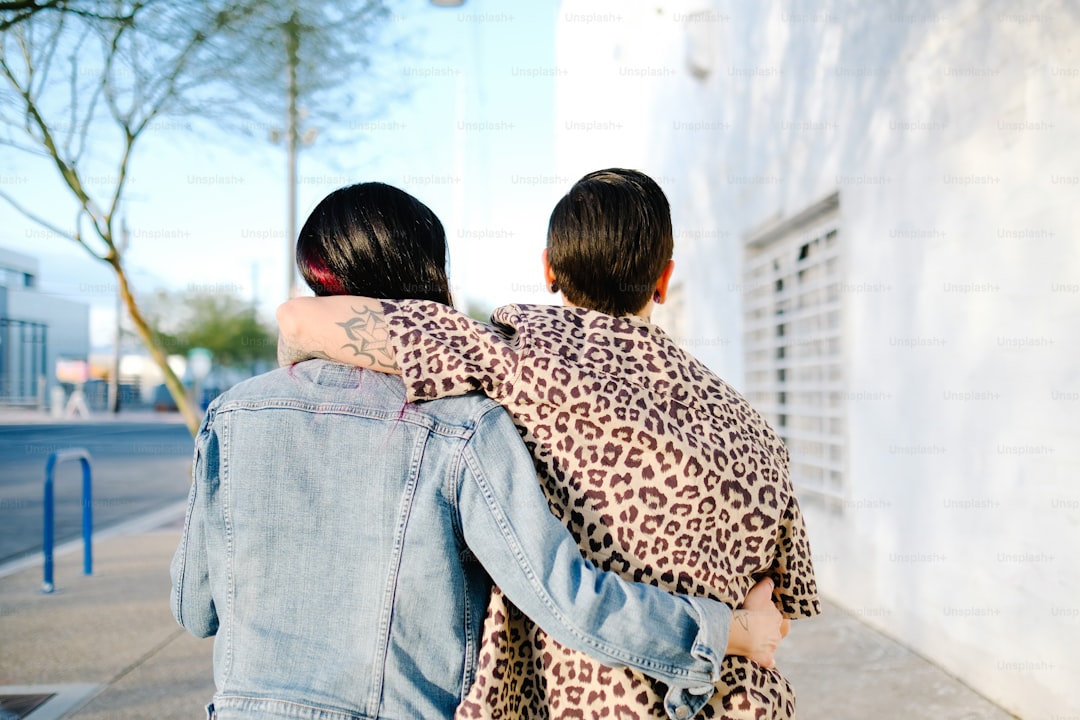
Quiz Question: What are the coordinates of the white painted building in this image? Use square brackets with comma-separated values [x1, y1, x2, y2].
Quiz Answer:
[555, 1, 1079, 717]
[0, 247, 90, 405]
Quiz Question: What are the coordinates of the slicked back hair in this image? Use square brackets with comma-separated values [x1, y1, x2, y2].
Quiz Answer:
[546, 168, 673, 316]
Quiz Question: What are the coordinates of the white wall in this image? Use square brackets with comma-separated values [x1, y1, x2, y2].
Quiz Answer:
[0, 246, 38, 281]
[7, 285, 90, 395]
[556, 1, 1080, 717]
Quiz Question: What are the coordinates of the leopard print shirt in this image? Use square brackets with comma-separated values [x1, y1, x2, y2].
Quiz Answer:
[382, 301, 820, 720]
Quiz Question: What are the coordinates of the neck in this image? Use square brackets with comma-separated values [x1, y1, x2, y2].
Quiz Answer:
[559, 295, 653, 321]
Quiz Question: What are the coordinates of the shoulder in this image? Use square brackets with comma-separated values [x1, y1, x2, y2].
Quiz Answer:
[210, 360, 406, 411]
[491, 303, 597, 351]
[209, 365, 297, 404]
[493, 303, 583, 329]
[211, 363, 508, 440]
[409, 390, 504, 430]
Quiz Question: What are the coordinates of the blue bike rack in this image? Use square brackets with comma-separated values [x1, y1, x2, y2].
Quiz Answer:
[42, 448, 94, 593]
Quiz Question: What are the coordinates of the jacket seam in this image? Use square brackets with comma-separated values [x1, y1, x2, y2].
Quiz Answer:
[219, 411, 236, 684]
[363, 429, 428, 714]
[211, 693, 378, 719]
[171, 438, 199, 629]
[448, 432, 475, 699]
[213, 399, 483, 440]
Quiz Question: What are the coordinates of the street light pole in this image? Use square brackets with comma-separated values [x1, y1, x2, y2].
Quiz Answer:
[285, 9, 300, 299]
[108, 219, 129, 414]
[281, 1, 462, 298]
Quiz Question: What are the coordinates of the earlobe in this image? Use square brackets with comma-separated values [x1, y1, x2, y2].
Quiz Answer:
[542, 248, 558, 294]
[653, 259, 675, 304]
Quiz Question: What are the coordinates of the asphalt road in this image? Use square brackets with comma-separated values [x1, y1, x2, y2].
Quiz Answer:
[0, 422, 194, 565]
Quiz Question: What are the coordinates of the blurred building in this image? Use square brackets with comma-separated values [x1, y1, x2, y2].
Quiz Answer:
[0, 247, 90, 407]
[555, 1, 1079, 717]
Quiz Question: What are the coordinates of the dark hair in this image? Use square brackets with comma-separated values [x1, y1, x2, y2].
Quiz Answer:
[546, 168, 673, 316]
[296, 182, 452, 304]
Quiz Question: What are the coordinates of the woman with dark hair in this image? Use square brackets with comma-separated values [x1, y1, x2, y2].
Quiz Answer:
[171, 182, 784, 720]
[296, 182, 452, 304]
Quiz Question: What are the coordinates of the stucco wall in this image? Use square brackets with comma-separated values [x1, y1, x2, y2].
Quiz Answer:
[556, 1, 1080, 716]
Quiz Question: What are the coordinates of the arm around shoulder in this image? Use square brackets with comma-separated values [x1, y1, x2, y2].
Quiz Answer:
[456, 406, 732, 719]
[276, 295, 399, 372]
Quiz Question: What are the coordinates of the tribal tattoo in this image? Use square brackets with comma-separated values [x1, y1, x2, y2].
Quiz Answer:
[336, 305, 398, 373]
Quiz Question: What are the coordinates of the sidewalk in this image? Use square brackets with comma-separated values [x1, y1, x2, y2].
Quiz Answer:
[0, 512, 1018, 720]
[0, 512, 212, 720]
[0, 408, 188, 426]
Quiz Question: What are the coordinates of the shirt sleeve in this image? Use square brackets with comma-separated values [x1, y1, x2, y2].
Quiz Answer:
[457, 405, 731, 720]
[380, 300, 525, 403]
[771, 492, 822, 619]
[170, 411, 219, 638]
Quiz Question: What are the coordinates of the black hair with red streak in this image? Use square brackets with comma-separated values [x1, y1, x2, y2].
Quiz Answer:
[296, 182, 452, 305]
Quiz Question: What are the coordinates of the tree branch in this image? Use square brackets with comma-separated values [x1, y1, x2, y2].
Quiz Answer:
[104, 127, 134, 229]
[0, 0, 63, 32]
[1, 54, 110, 241]
[0, 134, 52, 156]
[64, 14, 92, 160]
[0, 186, 96, 252]
[109, 251, 202, 434]
[0, 0, 59, 9]
[72, 54, 106, 163]
[27, 6, 64, 112]
[1, 1, 137, 32]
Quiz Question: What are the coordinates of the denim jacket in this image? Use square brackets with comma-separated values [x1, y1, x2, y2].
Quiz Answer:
[171, 361, 730, 720]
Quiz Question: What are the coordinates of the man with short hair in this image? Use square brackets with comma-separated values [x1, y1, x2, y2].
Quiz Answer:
[278, 169, 819, 719]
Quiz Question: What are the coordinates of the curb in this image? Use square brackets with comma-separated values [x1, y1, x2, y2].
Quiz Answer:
[0, 501, 188, 581]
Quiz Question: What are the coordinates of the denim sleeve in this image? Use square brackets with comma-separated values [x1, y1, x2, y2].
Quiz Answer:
[170, 411, 219, 638]
[458, 406, 730, 719]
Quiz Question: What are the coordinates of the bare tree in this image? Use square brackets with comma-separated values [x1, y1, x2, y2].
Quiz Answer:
[0, 0, 390, 434]
[0, 4, 231, 432]
[206, 1, 393, 296]
[0, 1, 135, 32]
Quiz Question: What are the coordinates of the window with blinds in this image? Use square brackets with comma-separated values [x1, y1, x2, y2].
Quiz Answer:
[742, 193, 845, 506]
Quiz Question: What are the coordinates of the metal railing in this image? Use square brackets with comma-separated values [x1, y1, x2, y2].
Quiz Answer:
[42, 448, 93, 593]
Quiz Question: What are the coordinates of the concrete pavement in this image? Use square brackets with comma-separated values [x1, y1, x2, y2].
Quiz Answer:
[0, 505, 1020, 720]
[0, 409, 188, 426]
[0, 513, 213, 720]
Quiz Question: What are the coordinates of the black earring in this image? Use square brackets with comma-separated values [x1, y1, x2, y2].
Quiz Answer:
[549, 280, 560, 293]
[653, 290, 661, 303]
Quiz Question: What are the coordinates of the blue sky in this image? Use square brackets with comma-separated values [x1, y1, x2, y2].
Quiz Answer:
[0, 0, 565, 350]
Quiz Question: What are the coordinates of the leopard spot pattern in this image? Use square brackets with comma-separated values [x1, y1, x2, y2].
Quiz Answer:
[388, 303, 820, 720]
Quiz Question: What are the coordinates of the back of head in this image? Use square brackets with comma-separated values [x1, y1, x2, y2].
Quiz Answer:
[296, 182, 452, 304]
[546, 168, 673, 316]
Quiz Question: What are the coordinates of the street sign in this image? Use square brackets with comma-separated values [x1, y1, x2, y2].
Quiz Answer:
[188, 348, 212, 380]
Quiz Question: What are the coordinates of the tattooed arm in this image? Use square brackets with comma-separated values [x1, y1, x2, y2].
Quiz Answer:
[277, 334, 330, 366]
[276, 296, 400, 373]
